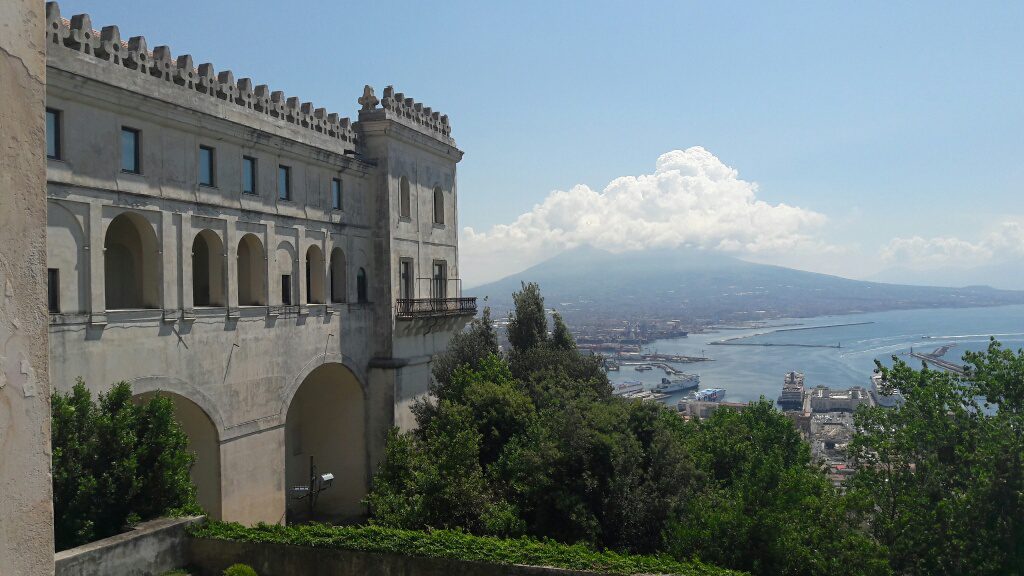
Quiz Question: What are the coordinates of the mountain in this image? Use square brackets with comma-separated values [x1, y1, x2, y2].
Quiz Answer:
[468, 246, 1024, 325]
[868, 261, 1024, 291]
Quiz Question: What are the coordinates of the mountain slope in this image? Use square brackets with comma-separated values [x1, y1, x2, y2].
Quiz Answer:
[469, 246, 1024, 324]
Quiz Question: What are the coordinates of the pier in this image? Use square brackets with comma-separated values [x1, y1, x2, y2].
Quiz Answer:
[909, 351, 967, 377]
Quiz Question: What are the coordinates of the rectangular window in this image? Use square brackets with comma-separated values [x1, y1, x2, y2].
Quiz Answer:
[432, 261, 447, 299]
[242, 156, 257, 195]
[199, 145, 215, 187]
[47, 268, 60, 313]
[281, 274, 292, 305]
[332, 178, 343, 210]
[46, 109, 61, 160]
[399, 259, 413, 300]
[121, 127, 140, 173]
[278, 165, 291, 200]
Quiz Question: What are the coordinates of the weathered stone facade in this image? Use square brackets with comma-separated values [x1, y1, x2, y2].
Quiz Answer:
[0, 2, 54, 574]
[43, 2, 474, 526]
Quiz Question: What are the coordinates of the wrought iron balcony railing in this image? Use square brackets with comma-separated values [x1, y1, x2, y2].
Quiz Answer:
[395, 297, 477, 319]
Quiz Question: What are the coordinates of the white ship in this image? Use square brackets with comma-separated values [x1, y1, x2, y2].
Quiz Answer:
[654, 374, 700, 394]
[612, 380, 645, 396]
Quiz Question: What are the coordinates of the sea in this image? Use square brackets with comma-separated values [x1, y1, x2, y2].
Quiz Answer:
[607, 304, 1024, 406]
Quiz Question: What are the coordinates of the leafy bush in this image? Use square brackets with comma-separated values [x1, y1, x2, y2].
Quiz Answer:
[190, 521, 742, 576]
[223, 564, 258, 576]
[52, 380, 200, 550]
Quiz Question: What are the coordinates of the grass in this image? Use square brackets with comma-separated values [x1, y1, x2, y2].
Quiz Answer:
[189, 521, 743, 576]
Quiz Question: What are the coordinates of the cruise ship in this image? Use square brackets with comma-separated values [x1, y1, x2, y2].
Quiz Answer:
[655, 374, 700, 394]
[612, 380, 645, 396]
[693, 388, 726, 402]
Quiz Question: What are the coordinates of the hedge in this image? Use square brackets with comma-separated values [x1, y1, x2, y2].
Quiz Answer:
[189, 521, 743, 576]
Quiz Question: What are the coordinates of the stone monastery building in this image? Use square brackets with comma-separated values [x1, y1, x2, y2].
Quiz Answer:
[43, 2, 476, 525]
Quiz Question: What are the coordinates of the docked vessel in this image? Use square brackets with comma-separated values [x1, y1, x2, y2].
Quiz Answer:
[693, 388, 726, 402]
[776, 371, 805, 410]
[634, 364, 653, 371]
[655, 374, 700, 394]
[612, 380, 645, 396]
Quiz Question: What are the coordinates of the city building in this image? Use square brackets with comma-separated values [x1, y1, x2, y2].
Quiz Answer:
[43, 2, 475, 526]
[807, 385, 874, 413]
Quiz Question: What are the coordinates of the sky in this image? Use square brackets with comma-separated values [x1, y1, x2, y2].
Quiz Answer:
[55, 1, 1024, 288]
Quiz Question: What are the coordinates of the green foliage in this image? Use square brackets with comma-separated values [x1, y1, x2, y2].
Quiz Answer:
[848, 341, 1024, 576]
[51, 380, 200, 551]
[223, 564, 258, 576]
[671, 400, 890, 576]
[507, 281, 547, 352]
[551, 311, 576, 351]
[190, 521, 743, 576]
[430, 306, 499, 391]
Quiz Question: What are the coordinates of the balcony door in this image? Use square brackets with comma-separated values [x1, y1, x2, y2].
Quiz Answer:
[400, 259, 413, 300]
[432, 261, 447, 299]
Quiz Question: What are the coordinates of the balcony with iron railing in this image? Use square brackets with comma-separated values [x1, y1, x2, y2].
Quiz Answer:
[395, 276, 477, 319]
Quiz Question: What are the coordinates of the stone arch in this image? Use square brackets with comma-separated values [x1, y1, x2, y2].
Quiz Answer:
[283, 360, 366, 522]
[192, 229, 225, 307]
[46, 201, 87, 313]
[305, 245, 325, 304]
[104, 211, 160, 309]
[276, 240, 297, 305]
[133, 390, 222, 520]
[399, 175, 411, 218]
[330, 247, 347, 303]
[237, 233, 266, 306]
[433, 186, 444, 224]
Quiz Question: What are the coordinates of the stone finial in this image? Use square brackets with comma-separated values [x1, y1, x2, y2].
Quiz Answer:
[253, 85, 272, 114]
[270, 91, 287, 118]
[151, 46, 175, 81]
[358, 85, 379, 111]
[46, 3, 70, 47]
[236, 78, 255, 109]
[174, 54, 197, 89]
[217, 70, 238, 101]
[197, 63, 218, 96]
[125, 36, 149, 74]
[68, 14, 98, 55]
[95, 25, 122, 64]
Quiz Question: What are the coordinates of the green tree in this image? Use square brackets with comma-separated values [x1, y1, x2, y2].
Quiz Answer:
[431, 306, 499, 390]
[848, 342, 1024, 575]
[51, 381, 199, 550]
[670, 400, 890, 576]
[551, 311, 575, 351]
[507, 282, 547, 353]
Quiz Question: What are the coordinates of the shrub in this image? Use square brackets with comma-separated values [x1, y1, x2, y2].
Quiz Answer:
[223, 564, 258, 576]
[52, 380, 200, 550]
[190, 521, 742, 576]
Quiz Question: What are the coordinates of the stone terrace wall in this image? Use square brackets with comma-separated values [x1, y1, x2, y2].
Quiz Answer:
[55, 516, 203, 576]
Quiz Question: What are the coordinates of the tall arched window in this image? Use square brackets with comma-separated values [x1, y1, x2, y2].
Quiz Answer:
[237, 233, 266, 306]
[433, 186, 444, 225]
[356, 267, 368, 303]
[399, 176, 411, 218]
[192, 229, 225, 307]
[104, 212, 160, 309]
[330, 248, 347, 303]
[305, 245, 326, 304]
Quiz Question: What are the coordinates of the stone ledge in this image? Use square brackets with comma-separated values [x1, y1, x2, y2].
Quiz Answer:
[56, 516, 204, 576]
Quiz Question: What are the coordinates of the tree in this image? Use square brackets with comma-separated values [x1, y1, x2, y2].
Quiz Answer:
[848, 342, 1024, 576]
[51, 381, 199, 550]
[551, 311, 575, 351]
[431, 306, 499, 390]
[507, 282, 547, 353]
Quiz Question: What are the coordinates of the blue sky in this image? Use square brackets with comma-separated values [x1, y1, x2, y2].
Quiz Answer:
[56, 1, 1024, 286]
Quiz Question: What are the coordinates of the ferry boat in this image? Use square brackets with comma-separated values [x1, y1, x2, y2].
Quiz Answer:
[612, 380, 645, 396]
[693, 388, 726, 402]
[655, 374, 700, 394]
[634, 364, 653, 371]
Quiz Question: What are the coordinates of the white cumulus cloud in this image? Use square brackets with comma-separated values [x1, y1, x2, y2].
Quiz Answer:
[461, 147, 829, 286]
[881, 221, 1024, 271]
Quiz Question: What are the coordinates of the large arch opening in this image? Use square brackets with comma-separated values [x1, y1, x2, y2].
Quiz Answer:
[104, 212, 160, 309]
[276, 241, 297, 305]
[330, 248, 347, 303]
[192, 229, 225, 307]
[237, 233, 266, 306]
[305, 245, 326, 304]
[47, 202, 87, 313]
[134, 391, 222, 520]
[284, 363, 366, 523]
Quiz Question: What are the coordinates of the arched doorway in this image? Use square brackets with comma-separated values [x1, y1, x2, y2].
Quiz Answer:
[330, 248, 346, 303]
[192, 229, 225, 307]
[237, 233, 266, 306]
[305, 245, 325, 304]
[104, 212, 160, 309]
[284, 363, 365, 523]
[134, 391, 222, 520]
